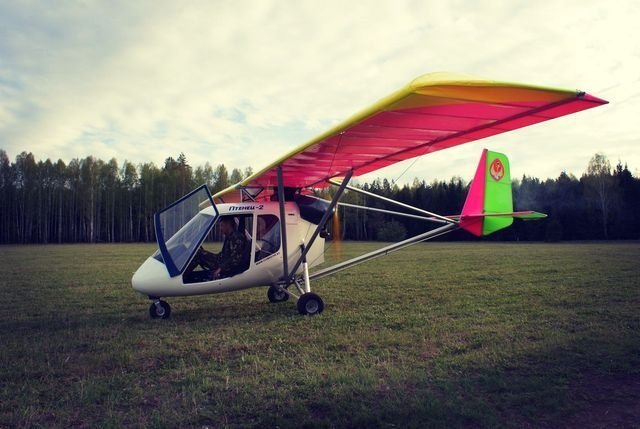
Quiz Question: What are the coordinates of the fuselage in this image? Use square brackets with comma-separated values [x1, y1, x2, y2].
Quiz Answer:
[131, 201, 325, 298]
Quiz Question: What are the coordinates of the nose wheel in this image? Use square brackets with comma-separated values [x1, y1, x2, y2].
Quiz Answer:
[149, 299, 171, 319]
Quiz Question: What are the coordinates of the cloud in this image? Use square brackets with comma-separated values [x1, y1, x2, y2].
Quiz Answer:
[0, 0, 638, 183]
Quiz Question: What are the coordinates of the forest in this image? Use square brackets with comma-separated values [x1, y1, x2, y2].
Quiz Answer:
[0, 149, 638, 244]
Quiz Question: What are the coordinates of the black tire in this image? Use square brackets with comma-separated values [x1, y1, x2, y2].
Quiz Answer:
[267, 286, 289, 303]
[297, 293, 324, 315]
[149, 300, 171, 319]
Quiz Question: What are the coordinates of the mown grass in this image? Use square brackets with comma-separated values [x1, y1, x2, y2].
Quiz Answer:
[0, 242, 639, 428]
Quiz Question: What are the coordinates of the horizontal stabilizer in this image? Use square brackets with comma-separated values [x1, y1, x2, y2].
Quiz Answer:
[511, 211, 547, 220]
[461, 211, 547, 220]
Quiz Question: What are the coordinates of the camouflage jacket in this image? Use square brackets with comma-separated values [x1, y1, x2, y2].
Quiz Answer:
[218, 230, 246, 274]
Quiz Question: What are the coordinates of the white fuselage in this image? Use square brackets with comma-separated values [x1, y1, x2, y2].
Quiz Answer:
[131, 201, 325, 298]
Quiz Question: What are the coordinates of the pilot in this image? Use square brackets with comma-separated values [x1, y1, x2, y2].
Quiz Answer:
[186, 216, 247, 279]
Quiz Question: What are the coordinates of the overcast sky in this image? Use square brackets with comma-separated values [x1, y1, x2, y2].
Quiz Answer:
[0, 0, 637, 184]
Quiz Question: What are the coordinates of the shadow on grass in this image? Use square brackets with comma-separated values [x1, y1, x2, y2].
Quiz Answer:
[216, 339, 640, 429]
[3, 306, 639, 428]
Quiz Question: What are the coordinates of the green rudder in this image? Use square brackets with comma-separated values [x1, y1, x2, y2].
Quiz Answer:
[482, 151, 513, 235]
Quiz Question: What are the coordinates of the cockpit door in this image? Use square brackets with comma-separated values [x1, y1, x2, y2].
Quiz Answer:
[154, 185, 219, 277]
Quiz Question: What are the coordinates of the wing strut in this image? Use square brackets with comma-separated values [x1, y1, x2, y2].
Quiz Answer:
[276, 166, 290, 284]
[327, 179, 457, 225]
[337, 202, 450, 224]
[287, 171, 353, 284]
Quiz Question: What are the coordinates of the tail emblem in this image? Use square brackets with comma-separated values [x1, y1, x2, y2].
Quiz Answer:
[489, 158, 505, 182]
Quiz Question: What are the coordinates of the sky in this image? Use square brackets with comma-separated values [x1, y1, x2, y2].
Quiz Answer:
[0, 0, 638, 185]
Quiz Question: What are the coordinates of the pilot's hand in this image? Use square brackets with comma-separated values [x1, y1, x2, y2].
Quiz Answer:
[213, 268, 221, 279]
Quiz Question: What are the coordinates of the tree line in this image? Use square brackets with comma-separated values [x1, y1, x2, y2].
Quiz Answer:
[335, 153, 640, 242]
[0, 150, 638, 244]
[0, 150, 251, 243]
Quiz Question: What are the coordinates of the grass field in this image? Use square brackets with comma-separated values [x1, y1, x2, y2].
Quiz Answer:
[1, 242, 639, 428]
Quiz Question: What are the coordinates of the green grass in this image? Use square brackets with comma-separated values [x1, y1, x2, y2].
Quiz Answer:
[1, 242, 639, 428]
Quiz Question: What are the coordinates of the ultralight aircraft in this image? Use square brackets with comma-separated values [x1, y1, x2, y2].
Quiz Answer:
[132, 72, 607, 318]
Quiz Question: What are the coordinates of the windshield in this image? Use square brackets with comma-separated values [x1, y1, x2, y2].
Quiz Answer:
[154, 185, 218, 277]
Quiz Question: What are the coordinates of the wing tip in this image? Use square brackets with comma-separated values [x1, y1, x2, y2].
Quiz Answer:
[408, 72, 589, 98]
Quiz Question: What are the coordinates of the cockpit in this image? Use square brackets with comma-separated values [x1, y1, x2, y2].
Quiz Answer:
[152, 185, 283, 284]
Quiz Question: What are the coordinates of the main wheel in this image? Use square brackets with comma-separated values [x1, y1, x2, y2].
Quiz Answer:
[297, 292, 324, 315]
[149, 300, 171, 319]
[267, 286, 289, 303]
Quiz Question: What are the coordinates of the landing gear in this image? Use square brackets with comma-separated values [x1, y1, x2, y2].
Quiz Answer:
[267, 285, 289, 303]
[149, 299, 171, 319]
[289, 260, 323, 315]
[297, 292, 324, 315]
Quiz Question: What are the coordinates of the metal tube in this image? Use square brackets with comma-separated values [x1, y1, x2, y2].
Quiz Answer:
[293, 279, 305, 295]
[276, 166, 289, 284]
[337, 202, 450, 224]
[288, 170, 353, 279]
[309, 223, 458, 281]
[303, 261, 311, 293]
[327, 178, 457, 225]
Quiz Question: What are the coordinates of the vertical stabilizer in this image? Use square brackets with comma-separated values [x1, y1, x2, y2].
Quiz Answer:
[460, 149, 514, 236]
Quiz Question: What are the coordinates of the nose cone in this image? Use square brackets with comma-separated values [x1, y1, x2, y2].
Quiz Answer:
[132, 257, 174, 296]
